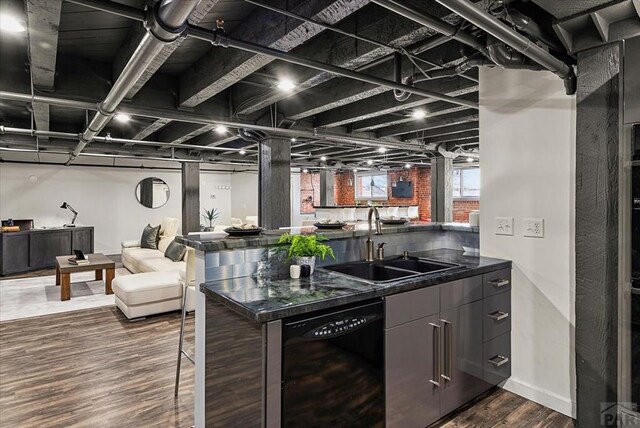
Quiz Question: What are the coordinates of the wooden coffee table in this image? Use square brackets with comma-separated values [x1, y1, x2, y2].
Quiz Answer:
[55, 253, 116, 301]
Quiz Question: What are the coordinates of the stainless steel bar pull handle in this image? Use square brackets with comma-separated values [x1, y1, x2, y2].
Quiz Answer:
[440, 319, 452, 382]
[429, 322, 441, 387]
[488, 278, 510, 288]
[489, 355, 509, 367]
[488, 311, 510, 321]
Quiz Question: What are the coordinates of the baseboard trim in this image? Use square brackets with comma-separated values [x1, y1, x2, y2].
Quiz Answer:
[502, 377, 576, 418]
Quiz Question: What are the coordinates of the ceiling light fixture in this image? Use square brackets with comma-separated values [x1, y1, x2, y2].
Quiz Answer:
[377, 147, 387, 154]
[239, 149, 247, 155]
[215, 125, 227, 134]
[412, 109, 426, 119]
[366, 160, 374, 165]
[277, 78, 295, 92]
[405, 163, 412, 169]
[290, 137, 296, 142]
[320, 156, 327, 162]
[114, 113, 131, 123]
[302, 168, 309, 173]
[0, 14, 25, 33]
[466, 157, 475, 162]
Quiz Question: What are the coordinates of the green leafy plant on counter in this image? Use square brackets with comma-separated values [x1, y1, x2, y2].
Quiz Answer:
[275, 233, 336, 261]
[202, 208, 220, 228]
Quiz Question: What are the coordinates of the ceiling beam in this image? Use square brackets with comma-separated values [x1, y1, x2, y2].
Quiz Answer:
[407, 121, 479, 140]
[178, 0, 369, 109]
[25, 0, 63, 138]
[131, 118, 171, 140]
[234, 1, 465, 115]
[425, 130, 479, 144]
[315, 74, 477, 128]
[111, 0, 218, 100]
[156, 123, 216, 145]
[378, 110, 478, 138]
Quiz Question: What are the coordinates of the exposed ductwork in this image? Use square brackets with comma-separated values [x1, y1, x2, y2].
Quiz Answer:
[67, 0, 202, 164]
[435, 0, 577, 95]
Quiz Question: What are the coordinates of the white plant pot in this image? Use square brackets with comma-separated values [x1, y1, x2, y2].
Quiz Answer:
[294, 256, 316, 274]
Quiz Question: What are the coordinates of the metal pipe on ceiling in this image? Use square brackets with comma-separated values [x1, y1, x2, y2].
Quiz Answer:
[188, 26, 478, 109]
[0, 91, 433, 153]
[434, 0, 577, 94]
[371, 0, 489, 57]
[67, 0, 202, 164]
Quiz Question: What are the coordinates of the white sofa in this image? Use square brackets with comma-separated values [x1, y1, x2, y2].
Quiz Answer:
[114, 218, 195, 319]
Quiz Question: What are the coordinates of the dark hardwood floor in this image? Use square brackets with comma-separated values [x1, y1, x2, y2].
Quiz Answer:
[0, 306, 574, 427]
[1, 254, 122, 280]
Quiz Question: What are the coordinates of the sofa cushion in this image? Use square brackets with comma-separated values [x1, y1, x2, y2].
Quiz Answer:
[165, 240, 186, 262]
[160, 217, 180, 237]
[139, 257, 186, 273]
[112, 271, 182, 306]
[158, 236, 173, 253]
[140, 224, 160, 249]
[397, 207, 409, 218]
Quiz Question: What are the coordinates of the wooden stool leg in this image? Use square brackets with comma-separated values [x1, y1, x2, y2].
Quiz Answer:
[56, 268, 61, 286]
[61, 273, 71, 301]
[105, 268, 115, 295]
[95, 269, 103, 281]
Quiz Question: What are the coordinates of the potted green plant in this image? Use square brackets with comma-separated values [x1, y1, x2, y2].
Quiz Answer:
[202, 208, 220, 231]
[275, 233, 335, 274]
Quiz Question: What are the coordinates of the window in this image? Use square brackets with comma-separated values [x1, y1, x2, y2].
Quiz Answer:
[355, 172, 388, 200]
[453, 168, 480, 198]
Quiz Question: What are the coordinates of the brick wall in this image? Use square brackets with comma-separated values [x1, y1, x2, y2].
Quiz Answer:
[333, 167, 432, 221]
[300, 172, 321, 214]
[453, 200, 480, 223]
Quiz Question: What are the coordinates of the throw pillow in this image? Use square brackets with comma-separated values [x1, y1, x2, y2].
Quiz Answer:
[140, 224, 161, 249]
[165, 239, 187, 262]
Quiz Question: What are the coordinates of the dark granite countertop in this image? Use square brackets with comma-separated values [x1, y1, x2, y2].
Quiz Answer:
[178, 222, 479, 251]
[200, 249, 510, 323]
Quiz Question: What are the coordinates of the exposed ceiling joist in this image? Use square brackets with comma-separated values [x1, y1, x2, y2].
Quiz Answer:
[378, 109, 478, 138]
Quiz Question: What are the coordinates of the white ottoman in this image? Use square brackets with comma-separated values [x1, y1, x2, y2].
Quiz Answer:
[112, 271, 184, 319]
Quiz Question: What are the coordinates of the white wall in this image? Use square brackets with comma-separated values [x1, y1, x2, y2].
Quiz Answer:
[479, 68, 576, 417]
[0, 163, 233, 254]
[230, 171, 258, 222]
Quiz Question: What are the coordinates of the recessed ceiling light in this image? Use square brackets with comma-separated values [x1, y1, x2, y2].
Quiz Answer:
[377, 147, 387, 154]
[277, 79, 295, 92]
[290, 137, 297, 142]
[0, 15, 25, 33]
[366, 160, 374, 165]
[239, 149, 247, 155]
[412, 109, 426, 119]
[320, 156, 327, 162]
[215, 125, 227, 134]
[405, 163, 412, 169]
[114, 113, 131, 123]
[302, 168, 309, 173]
[353, 168, 359, 172]
[466, 157, 475, 162]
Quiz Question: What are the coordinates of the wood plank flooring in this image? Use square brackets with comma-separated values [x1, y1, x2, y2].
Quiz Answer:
[0, 306, 574, 427]
[1, 254, 122, 280]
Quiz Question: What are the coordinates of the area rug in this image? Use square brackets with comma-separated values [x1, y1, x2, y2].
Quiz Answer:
[0, 268, 131, 321]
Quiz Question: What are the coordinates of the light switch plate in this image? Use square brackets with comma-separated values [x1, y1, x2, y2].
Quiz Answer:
[495, 217, 514, 236]
[523, 218, 545, 238]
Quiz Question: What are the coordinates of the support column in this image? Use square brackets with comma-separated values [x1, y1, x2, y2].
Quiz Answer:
[182, 162, 200, 234]
[430, 156, 453, 222]
[259, 138, 291, 229]
[575, 42, 621, 426]
[320, 170, 335, 206]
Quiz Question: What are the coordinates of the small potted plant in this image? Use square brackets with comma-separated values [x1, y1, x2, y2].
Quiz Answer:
[276, 233, 335, 274]
[202, 208, 220, 231]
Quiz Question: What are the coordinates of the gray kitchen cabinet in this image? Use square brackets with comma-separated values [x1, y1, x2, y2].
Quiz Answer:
[385, 314, 440, 428]
[384, 269, 512, 426]
[439, 300, 490, 416]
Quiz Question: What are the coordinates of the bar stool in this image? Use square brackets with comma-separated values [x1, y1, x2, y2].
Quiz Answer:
[175, 248, 195, 397]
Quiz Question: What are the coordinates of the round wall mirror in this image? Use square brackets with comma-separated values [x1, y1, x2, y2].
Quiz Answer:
[135, 177, 170, 209]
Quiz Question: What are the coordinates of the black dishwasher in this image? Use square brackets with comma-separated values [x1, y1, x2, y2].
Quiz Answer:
[282, 300, 384, 428]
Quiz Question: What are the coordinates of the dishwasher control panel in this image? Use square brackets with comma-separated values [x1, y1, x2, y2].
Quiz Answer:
[308, 317, 368, 338]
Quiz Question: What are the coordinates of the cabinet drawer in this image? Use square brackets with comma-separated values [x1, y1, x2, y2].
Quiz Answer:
[385, 286, 439, 328]
[483, 268, 511, 298]
[483, 333, 511, 385]
[440, 275, 483, 310]
[483, 292, 511, 342]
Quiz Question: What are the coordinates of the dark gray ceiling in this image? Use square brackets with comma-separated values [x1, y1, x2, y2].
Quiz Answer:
[0, 0, 568, 169]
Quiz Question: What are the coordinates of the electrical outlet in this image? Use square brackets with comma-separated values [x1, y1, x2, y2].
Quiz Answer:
[523, 218, 544, 238]
[495, 217, 514, 236]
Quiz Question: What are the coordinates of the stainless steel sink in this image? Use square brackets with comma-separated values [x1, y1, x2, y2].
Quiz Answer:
[322, 256, 460, 284]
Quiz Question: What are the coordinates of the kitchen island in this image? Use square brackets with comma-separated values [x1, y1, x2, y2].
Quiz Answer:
[194, 246, 511, 427]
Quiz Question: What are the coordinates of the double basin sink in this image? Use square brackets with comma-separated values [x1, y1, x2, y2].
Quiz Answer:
[321, 256, 461, 284]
